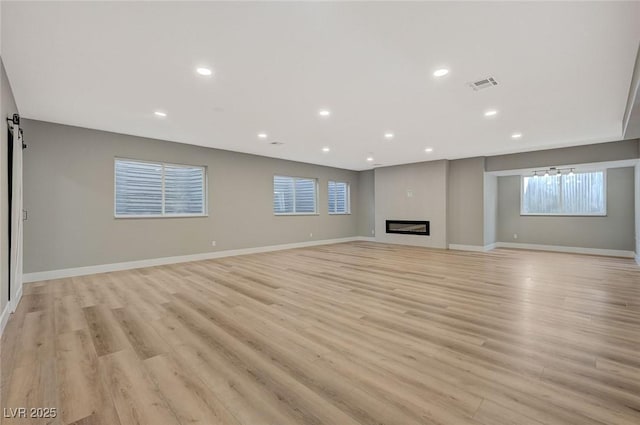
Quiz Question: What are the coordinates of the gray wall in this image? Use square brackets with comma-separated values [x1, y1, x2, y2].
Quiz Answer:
[357, 170, 375, 237]
[1, 57, 18, 313]
[18, 120, 640, 276]
[22, 119, 361, 273]
[374, 160, 448, 248]
[636, 164, 640, 260]
[483, 174, 497, 246]
[486, 139, 639, 172]
[497, 167, 636, 251]
[447, 157, 485, 246]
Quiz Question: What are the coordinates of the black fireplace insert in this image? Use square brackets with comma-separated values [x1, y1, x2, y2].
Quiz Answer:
[385, 220, 430, 235]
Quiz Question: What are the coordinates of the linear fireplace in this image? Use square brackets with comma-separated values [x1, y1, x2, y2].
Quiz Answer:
[385, 220, 430, 236]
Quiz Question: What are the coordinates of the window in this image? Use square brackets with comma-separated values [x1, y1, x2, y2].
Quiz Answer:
[328, 181, 350, 214]
[273, 176, 317, 214]
[115, 159, 206, 217]
[521, 170, 606, 216]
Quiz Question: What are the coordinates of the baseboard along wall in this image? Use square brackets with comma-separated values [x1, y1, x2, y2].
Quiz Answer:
[23, 236, 373, 283]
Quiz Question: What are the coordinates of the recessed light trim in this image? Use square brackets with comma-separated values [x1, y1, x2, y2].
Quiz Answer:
[154, 111, 167, 117]
[484, 110, 498, 117]
[257, 132, 268, 139]
[424, 147, 434, 153]
[384, 132, 394, 140]
[511, 133, 523, 139]
[318, 109, 331, 117]
[322, 146, 330, 153]
[196, 67, 213, 76]
[433, 68, 449, 77]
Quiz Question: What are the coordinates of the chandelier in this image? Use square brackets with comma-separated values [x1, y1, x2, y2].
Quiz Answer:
[532, 167, 575, 177]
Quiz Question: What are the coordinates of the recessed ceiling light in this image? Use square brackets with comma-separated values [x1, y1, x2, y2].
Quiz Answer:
[433, 68, 449, 77]
[318, 109, 331, 117]
[425, 147, 434, 153]
[511, 133, 523, 139]
[154, 111, 167, 117]
[484, 110, 498, 117]
[366, 156, 374, 162]
[322, 146, 330, 153]
[196, 67, 213, 76]
[257, 132, 268, 139]
[384, 132, 394, 140]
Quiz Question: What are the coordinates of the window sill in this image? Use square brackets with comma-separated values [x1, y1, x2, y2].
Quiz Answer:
[115, 214, 209, 219]
[519, 213, 607, 217]
[329, 212, 352, 215]
[274, 213, 319, 216]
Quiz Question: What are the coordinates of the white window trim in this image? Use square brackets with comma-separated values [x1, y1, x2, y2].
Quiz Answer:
[273, 175, 319, 216]
[114, 157, 208, 219]
[328, 180, 351, 215]
[519, 169, 607, 217]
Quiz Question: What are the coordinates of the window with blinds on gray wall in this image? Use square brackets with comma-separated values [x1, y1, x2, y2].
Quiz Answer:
[273, 175, 317, 214]
[328, 181, 350, 214]
[115, 159, 206, 217]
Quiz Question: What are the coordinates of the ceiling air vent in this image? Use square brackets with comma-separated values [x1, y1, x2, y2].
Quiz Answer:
[269, 141, 284, 145]
[468, 77, 498, 91]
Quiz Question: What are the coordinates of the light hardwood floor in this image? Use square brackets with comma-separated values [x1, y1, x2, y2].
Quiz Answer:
[2, 241, 640, 425]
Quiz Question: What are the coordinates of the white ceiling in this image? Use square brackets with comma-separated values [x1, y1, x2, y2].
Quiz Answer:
[2, 1, 639, 171]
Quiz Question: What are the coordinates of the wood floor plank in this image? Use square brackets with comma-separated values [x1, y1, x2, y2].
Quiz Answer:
[56, 329, 121, 425]
[111, 307, 167, 360]
[54, 295, 88, 335]
[83, 304, 132, 357]
[144, 353, 242, 425]
[98, 349, 180, 425]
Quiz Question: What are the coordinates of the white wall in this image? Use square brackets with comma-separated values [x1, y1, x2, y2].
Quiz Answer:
[1, 57, 19, 317]
[374, 160, 448, 248]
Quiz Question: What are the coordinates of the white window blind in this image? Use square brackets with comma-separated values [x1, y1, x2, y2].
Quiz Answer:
[273, 176, 317, 214]
[328, 181, 350, 214]
[521, 171, 606, 216]
[115, 159, 206, 217]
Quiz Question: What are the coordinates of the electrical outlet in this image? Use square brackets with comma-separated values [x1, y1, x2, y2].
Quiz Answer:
[211, 240, 217, 247]
[309, 233, 313, 238]
[513, 233, 518, 240]
[371, 229, 375, 235]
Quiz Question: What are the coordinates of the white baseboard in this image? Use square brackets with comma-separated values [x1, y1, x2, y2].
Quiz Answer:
[11, 284, 23, 313]
[358, 236, 376, 242]
[23, 236, 370, 283]
[0, 282, 24, 338]
[495, 242, 636, 258]
[448, 244, 496, 252]
[0, 283, 23, 337]
[0, 302, 10, 337]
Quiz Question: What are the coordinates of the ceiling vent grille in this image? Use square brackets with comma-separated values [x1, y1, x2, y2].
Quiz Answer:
[468, 77, 498, 91]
